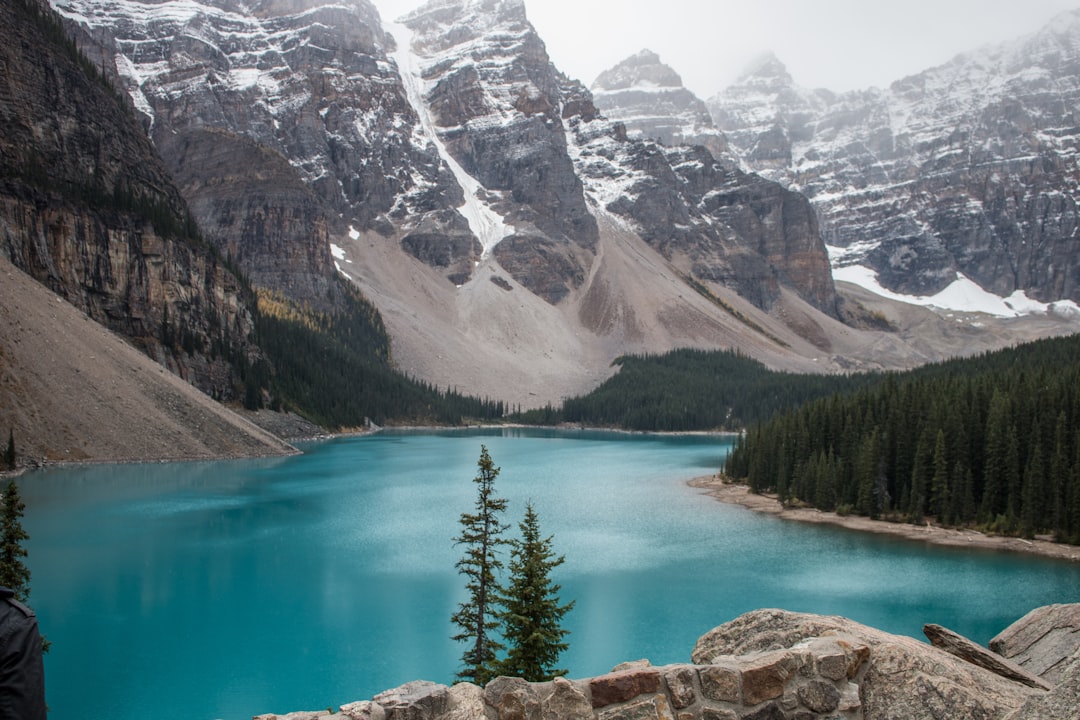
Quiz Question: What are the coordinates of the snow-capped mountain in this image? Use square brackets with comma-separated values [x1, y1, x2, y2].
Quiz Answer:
[708, 14, 1080, 310]
[591, 49, 729, 163]
[27, 0, 1078, 409]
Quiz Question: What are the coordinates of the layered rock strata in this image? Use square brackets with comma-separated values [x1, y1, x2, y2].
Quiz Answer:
[591, 49, 729, 162]
[708, 13, 1080, 305]
[1, 0, 257, 399]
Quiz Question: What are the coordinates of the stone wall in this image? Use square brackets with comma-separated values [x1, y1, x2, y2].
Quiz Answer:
[255, 607, 1080, 720]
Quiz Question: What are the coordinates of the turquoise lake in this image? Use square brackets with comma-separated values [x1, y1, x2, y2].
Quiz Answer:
[20, 428, 1080, 720]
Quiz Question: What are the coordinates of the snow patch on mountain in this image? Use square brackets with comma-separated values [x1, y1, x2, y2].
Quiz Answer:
[833, 262, 1080, 319]
[387, 20, 510, 259]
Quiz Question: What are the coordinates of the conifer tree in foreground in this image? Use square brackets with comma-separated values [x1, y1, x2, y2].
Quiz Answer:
[4, 429, 14, 470]
[498, 502, 573, 682]
[0, 480, 31, 601]
[451, 445, 509, 685]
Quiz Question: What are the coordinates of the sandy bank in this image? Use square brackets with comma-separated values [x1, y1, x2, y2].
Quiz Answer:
[690, 475, 1080, 563]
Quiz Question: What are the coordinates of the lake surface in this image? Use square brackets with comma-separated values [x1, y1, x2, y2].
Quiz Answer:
[20, 428, 1080, 720]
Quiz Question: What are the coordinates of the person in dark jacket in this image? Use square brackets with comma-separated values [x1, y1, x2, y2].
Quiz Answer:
[0, 587, 45, 719]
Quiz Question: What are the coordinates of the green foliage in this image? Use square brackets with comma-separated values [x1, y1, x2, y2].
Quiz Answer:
[451, 446, 510, 685]
[254, 284, 505, 427]
[532, 348, 876, 431]
[497, 502, 573, 682]
[725, 333, 1080, 544]
[0, 481, 30, 602]
[4, 430, 14, 471]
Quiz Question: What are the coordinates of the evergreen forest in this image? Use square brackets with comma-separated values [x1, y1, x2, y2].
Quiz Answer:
[515, 348, 877, 431]
[252, 284, 506, 428]
[724, 333, 1080, 544]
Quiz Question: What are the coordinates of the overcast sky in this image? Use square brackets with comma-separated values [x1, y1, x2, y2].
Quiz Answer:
[374, 0, 1079, 98]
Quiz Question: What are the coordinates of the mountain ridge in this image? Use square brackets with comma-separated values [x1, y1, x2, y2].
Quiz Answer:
[707, 9, 1080, 308]
[3, 0, 1078, 460]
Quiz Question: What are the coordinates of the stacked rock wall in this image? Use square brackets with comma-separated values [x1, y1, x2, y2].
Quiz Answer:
[255, 607, 1080, 720]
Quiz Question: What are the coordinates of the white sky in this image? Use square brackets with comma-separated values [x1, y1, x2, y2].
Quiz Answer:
[373, 0, 1079, 98]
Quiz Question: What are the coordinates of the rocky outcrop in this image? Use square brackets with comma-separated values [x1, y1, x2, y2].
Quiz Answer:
[923, 623, 1052, 690]
[591, 50, 729, 162]
[259, 606, 1080, 720]
[568, 120, 837, 315]
[55, 0, 467, 300]
[399, 0, 599, 302]
[708, 16, 1080, 305]
[990, 603, 1080, 685]
[0, 0, 256, 399]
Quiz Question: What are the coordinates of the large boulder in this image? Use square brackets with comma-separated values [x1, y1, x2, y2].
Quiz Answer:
[990, 603, 1080, 684]
[692, 609, 1042, 720]
[923, 623, 1051, 690]
[1004, 647, 1080, 720]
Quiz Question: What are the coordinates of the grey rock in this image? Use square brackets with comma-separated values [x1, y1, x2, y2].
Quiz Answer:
[661, 666, 696, 710]
[541, 677, 591, 720]
[373, 680, 451, 720]
[1004, 647, 1080, 720]
[795, 680, 839, 713]
[924, 623, 1051, 690]
[596, 694, 673, 720]
[693, 609, 1040, 720]
[990, 603, 1080, 684]
[485, 676, 542, 720]
[340, 701, 387, 720]
[592, 50, 730, 162]
[443, 683, 487, 720]
[709, 17, 1080, 305]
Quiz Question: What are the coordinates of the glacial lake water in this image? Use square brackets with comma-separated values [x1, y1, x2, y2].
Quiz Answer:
[19, 428, 1080, 720]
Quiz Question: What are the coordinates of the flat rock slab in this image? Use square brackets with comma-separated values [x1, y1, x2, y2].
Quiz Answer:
[990, 603, 1080, 684]
[924, 623, 1052, 690]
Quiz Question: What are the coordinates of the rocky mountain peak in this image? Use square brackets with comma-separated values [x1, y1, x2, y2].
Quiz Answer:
[710, 10, 1080, 307]
[396, 0, 599, 302]
[591, 49, 729, 162]
[734, 51, 794, 88]
[592, 48, 684, 91]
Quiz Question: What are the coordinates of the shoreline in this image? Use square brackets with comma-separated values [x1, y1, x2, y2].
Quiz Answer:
[689, 475, 1080, 563]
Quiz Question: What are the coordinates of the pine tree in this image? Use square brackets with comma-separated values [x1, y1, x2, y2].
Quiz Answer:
[4, 430, 14, 470]
[497, 502, 574, 682]
[0, 480, 31, 601]
[451, 445, 509, 685]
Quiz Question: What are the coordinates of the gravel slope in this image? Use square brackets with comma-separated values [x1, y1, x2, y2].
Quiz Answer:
[0, 256, 296, 465]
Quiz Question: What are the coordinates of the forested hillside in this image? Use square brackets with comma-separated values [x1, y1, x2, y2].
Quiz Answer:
[254, 284, 505, 427]
[517, 349, 875, 430]
[725, 334, 1080, 544]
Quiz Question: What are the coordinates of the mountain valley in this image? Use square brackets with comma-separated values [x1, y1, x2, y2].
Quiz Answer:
[2, 0, 1079, 459]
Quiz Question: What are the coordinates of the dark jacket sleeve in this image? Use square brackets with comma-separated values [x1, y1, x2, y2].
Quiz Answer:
[0, 599, 46, 720]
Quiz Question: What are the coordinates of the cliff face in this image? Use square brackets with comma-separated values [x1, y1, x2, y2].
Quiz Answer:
[0, 0, 256, 399]
[569, 117, 837, 315]
[398, 0, 600, 302]
[591, 49, 730, 163]
[708, 15, 1080, 304]
[53, 0, 450, 308]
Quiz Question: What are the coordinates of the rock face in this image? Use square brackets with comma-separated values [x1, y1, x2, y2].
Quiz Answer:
[708, 14, 1080, 305]
[591, 49, 729, 162]
[0, 0, 257, 399]
[52, 0, 838, 317]
[568, 119, 837, 315]
[53, 0, 466, 305]
[259, 607, 1080, 720]
[398, 0, 600, 302]
[990, 603, 1080, 685]
[923, 623, 1052, 690]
